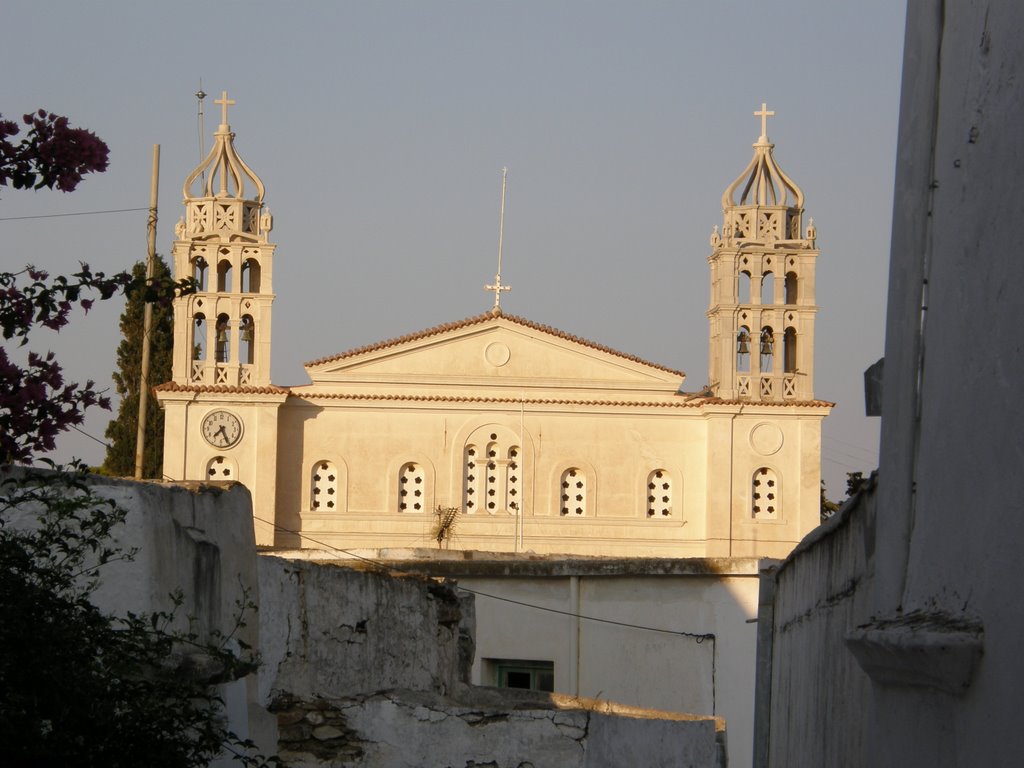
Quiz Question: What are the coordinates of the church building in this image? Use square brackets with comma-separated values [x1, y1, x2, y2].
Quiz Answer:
[157, 96, 831, 560]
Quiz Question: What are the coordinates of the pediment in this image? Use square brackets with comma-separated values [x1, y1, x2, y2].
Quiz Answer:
[303, 313, 685, 392]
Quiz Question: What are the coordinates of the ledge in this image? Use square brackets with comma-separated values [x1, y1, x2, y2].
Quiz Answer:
[844, 610, 983, 694]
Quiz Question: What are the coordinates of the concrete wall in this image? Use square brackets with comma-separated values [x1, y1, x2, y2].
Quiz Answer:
[258, 556, 728, 767]
[753, 481, 875, 767]
[279, 551, 760, 768]
[8, 473, 726, 766]
[757, 1, 1024, 765]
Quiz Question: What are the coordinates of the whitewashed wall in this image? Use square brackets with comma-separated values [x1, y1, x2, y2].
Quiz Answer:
[756, 1, 1024, 765]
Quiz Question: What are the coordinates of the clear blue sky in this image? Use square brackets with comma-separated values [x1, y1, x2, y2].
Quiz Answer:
[3, 0, 905, 496]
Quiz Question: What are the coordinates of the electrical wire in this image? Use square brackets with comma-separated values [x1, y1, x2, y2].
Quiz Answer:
[0, 206, 148, 222]
[252, 514, 715, 641]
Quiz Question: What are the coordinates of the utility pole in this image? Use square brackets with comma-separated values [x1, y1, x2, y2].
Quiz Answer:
[134, 144, 159, 479]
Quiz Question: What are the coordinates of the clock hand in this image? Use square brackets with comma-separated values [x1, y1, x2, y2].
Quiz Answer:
[216, 425, 229, 441]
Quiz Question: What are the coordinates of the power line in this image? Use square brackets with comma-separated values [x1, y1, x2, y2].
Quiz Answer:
[252, 514, 715, 641]
[69, 423, 111, 449]
[0, 206, 148, 222]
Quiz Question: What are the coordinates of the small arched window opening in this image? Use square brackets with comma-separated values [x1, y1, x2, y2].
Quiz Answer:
[506, 446, 522, 514]
[192, 256, 208, 291]
[192, 313, 207, 361]
[760, 271, 775, 305]
[785, 272, 798, 304]
[736, 325, 751, 372]
[239, 315, 255, 365]
[738, 271, 751, 304]
[760, 326, 775, 373]
[646, 469, 673, 517]
[310, 461, 338, 511]
[399, 462, 426, 512]
[560, 468, 586, 516]
[206, 455, 236, 481]
[216, 259, 232, 292]
[464, 445, 482, 513]
[784, 327, 797, 374]
[241, 258, 261, 293]
[752, 467, 779, 520]
[215, 314, 231, 363]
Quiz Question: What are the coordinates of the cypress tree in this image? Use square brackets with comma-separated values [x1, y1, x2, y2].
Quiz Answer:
[101, 256, 173, 478]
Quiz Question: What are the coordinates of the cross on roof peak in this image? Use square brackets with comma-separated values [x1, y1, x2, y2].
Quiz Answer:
[755, 102, 775, 140]
[214, 90, 236, 126]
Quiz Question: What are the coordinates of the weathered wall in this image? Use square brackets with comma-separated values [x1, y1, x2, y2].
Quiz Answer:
[275, 551, 759, 767]
[257, 556, 727, 767]
[754, 481, 875, 767]
[757, 0, 1024, 765]
[11, 471, 726, 766]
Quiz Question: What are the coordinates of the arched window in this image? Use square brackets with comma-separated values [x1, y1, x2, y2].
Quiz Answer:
[760, 326, 775, 373]
[752, 467, 779, 520]
[737, 325, 751, 372]
[310, 461, 338, 511]
[216, 258, 232, 292]
[760, 271, 775, 305]
[784, 327, 797, 374]
[463, 430, 522, 515]
[785, 272, 798, 304]
[646, 469, 673, 518]
[239, 315, 255, 365]
[507, 446, 522, 514]
[192, 256, 208, 291]
[484, 440, 500, 513]
[206, 455, 236, 481]
[192, 313, 207, 361]
[215, 314, 231, 363]
[738, 271, 751, 304]
[464, 445, 483, 513]
[399, 462, 426, 512]
[241, 258, 261, 293]
[560, 468, 587, 516]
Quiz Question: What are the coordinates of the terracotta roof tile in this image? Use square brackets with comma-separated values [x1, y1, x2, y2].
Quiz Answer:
[154, 381, 290, 395]
[304, 310, 687, 378]
[287, 391, 833, 409]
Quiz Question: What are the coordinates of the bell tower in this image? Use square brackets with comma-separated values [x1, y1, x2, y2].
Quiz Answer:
[169, 90, 276, 388]
[158, 91, 286, 547]
[707, 104, 820, 401]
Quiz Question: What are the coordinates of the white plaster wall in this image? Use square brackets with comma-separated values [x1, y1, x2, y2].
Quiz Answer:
[460, 571, 759, 768]
[868, 1, 1024, 765]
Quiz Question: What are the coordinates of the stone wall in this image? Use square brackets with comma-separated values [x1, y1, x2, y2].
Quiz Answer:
[8, 472, 726, 766]
[257, 556, 727, 767]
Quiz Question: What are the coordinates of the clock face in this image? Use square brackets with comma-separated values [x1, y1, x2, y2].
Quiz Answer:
[201, 410, 243, 449]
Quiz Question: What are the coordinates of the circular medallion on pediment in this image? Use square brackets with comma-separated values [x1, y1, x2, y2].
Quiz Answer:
[749, 422, 784, 456]
[485, 342, 511, 367]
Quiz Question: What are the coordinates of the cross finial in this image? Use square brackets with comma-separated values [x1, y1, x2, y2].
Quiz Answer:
[215, 90, 236, 126]
[484, 167, 511, 312]
[755, 102, 774, 139]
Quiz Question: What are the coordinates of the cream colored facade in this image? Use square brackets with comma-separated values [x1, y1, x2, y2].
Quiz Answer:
[158, 98, 830, 560]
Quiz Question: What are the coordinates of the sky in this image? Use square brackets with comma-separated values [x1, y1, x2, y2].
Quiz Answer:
[2, 1, 905, 497]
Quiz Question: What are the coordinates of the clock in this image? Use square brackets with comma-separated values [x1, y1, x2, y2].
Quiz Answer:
[201, 410, 243, 449]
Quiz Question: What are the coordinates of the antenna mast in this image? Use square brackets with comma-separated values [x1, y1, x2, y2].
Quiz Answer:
[196, 82, 206, 180]
[484, 167, 511, 313]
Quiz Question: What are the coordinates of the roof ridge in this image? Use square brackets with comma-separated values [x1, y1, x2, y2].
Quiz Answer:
[304, 311, 686, 377]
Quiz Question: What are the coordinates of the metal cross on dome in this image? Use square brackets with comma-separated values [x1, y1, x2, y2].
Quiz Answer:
[755, 102, 775, 139]
[215, 90, 236, 126]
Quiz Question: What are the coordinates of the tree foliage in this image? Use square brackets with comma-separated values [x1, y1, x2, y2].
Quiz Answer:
[1, 109, 269, 765]
[0, 468, 268, 766]
[101, 256, 174, 478]
[0, 109, 109, 194]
